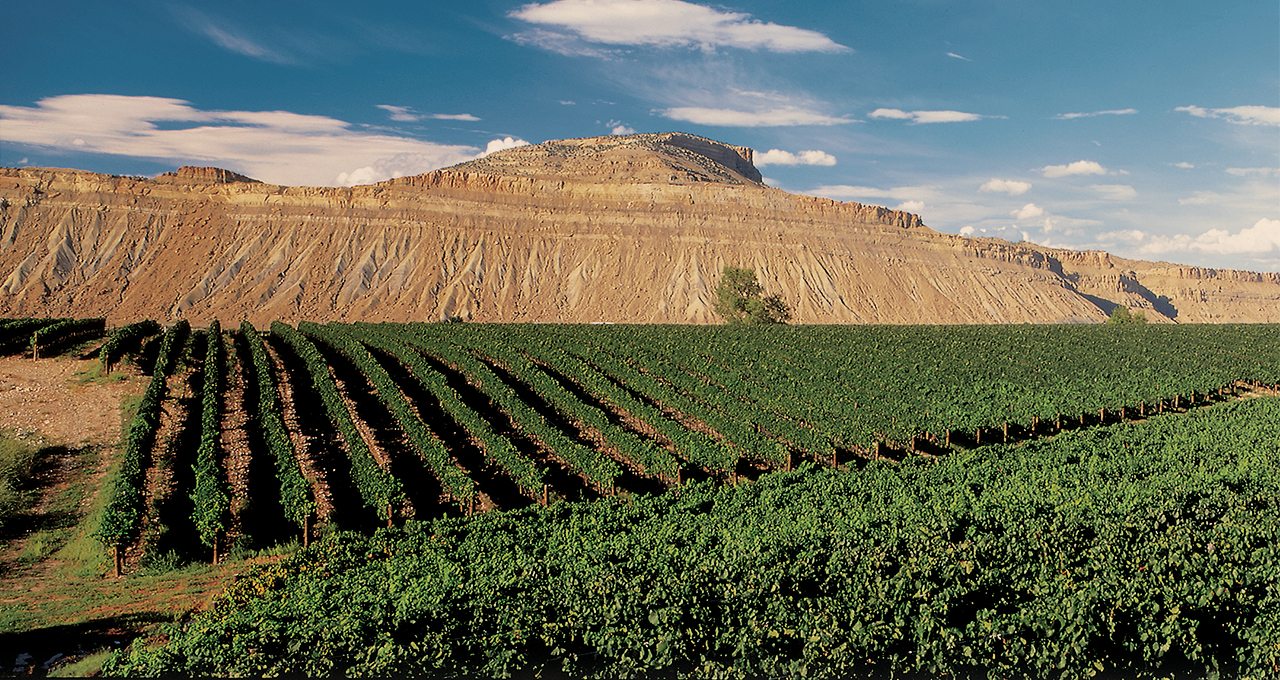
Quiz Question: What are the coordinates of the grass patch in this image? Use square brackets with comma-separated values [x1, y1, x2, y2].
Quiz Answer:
[73, 363, 128, 385]
[0, 433, 42, 531]
[49, 649, 113, 677]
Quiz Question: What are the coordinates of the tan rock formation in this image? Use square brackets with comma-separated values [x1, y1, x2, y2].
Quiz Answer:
[0, 132, 1276, 325]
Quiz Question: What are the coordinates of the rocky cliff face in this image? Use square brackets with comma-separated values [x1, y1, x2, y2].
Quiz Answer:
[0, 132, 1276, 325]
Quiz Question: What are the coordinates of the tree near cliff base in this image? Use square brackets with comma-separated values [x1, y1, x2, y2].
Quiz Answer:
[714, 266, 792, 325]
[1107, 306, 1147, 325]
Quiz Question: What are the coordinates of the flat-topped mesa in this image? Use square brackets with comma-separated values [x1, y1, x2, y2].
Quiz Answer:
[442, 132, 765, 186]
[155, 166, 260, 185]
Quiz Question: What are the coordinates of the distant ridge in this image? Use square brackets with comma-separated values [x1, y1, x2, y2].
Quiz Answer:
[0, 133, 1277, 324]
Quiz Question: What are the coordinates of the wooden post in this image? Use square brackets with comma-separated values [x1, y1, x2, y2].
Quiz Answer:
[542, 483, 549, 506]
[468, 495, 475, 517]
[386, 503, 393, 528]
[1080, 412, 1087, 426]
[212, 536, 219, 566]
[945, 430, 952, 448]
[302, 515, 310, 549]
[785, 451, 793, 472]
[974, 428, 982, 445]
[1055, 415, 1062, 431]
[1098, 407, 1106, 424]
[1140, 402, 1145, 417]
[831, 448, 837, 467]
[1031, 416, 1039, 435]
[1002, 422, 1008, 444]
[676, 468, 683, 485]
[112, 546, 121, 578]
[1174, 394, 1180, 410]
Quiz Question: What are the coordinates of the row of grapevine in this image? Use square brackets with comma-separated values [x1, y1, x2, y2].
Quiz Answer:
[300, 322, 475, 510]
[471, 335, 682, 482]
[524, 344, 735, 474]
[191, 322, 230, 563]
[356, 325, 545, 497]
[588, 330, 792, 467]
[95, 320, 190, 574]
[270, 322, 404, 522]
[99, 320, 161, 373]
[239, 322, 315, 540]
[399, 327, 622, 493]
[0, 318, 66, 354]
[29, 317, 106, 358]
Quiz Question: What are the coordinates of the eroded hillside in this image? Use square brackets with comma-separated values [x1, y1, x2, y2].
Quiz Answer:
[1, 132, 1276, 324]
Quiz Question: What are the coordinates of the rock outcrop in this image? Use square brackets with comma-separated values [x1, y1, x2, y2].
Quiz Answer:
[0, 132, 1276, 325]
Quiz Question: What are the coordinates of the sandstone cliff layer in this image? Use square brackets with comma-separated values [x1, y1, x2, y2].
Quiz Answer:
[0, 132, 1276, 325]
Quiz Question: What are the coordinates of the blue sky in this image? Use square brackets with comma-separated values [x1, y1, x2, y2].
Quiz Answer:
[2, 0, 1277, 270]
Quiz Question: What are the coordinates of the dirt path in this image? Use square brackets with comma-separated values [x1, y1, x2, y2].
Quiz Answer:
[219, 335, 254, 545]
[263, 342, 335, 523]
[0, 356, 142, 449]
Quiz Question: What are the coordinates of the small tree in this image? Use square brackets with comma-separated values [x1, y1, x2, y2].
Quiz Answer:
[1107, 306, 1147, 325]
[714, 266, 791, 325]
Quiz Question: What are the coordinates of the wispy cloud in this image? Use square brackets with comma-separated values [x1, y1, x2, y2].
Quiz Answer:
[1175, 104, 1280, 127]
[661, 105, 851, 127]
[376, 105, 481, 123]
[1225, 166, 1280, 177]
[978, 178, 1031, 195]
[0, 94, 490, 186]
[1172, 161, 1195, 170]
[1090, 183, 1137, 200]
[1041, 160, 1108, 178]
[868, 108, 997, 124]
[1054, 108, 1137, 120]
[508, 0, 848, 55]
[173, 8, 295, 64]
[945, 51, 972, 62]
[754, 149, 836, 167]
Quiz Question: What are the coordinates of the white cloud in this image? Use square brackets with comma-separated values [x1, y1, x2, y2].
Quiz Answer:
[17, 157, 28, 165]
[978, 178, 1031, 195]
[1225, 167, 1280, 177]
[376, 105, 481, 123]
[1012, 203, 1044, 220]
[1041, 160, 1107, 178]
[1054, 108, 1137, 120]
[509, 0, 847, 54]
[753, 148, 836, 167]
[958, 225, 976, 236]
[1091, 184, 1137, 200]
[1175, 104, 1280, 127]
[377, 104, 421, 122]
[0, 94, 481, 186]
[945, 52, 971, 62]
[559, 100, 577, 106]
[483, 136, 531, 155]
[430, 113, 481, 122]
[896, 200, 925, 212]
[1172, 161, 1195, 170]
[1178, 191, 1223, 206]
[660, 105, 850, 127]
[1139, 218, 1280, 257]
[607, 119, 636, 135]
[868, 108, 992, 124]
[808, 184, 937, 203]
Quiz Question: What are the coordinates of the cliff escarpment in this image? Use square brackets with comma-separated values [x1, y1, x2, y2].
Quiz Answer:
[0, 132, 1276, 325]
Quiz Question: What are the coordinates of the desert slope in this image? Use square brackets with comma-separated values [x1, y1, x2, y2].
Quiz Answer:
[0, 133, 1276, 325]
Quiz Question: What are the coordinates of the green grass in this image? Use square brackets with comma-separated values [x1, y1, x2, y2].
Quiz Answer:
[0, 432, 42, 531]
[48, 649, 113, 677]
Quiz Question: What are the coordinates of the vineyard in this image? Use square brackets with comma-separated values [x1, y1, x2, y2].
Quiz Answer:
[4, 318, 1280, 676]
[3, 318, 1278, 570]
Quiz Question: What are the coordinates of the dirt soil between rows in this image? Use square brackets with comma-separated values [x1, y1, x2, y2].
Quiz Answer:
[0, 356, 142, 449]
